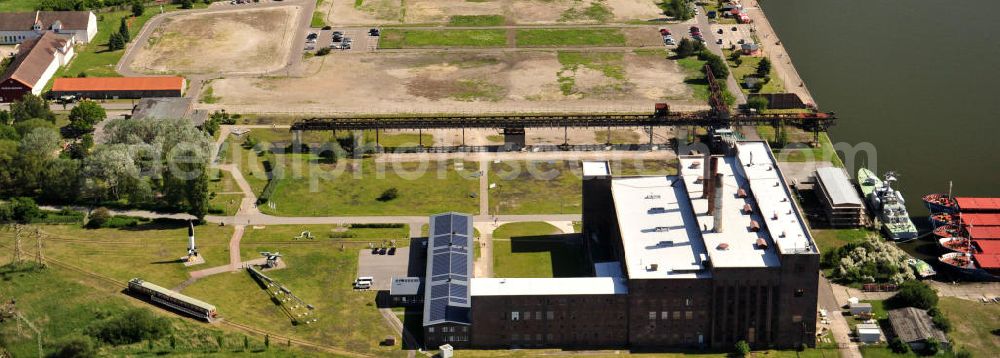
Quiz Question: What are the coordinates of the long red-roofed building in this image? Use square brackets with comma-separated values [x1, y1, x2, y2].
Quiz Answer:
[50, 76, 185, 99]
[961, 213, 1000, 227]
[956, 197, 1000, 212]
[968, 226, 1000, 241]
[974, 240, 1000, 255]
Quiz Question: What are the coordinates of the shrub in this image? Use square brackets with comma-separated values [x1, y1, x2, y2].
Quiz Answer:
[734, 340, 750, 357]
[328, 231, 358, 239]
[2, 197, 41, 224]
[89, 308, 171, 345]
[48, 335, 97, 358]
[316, 47, 331, 56]
[349, 223, 405, 229]
[954, 347, 972, 358]
[104, 215, 143, 228]
[86, 207, 111, 229]
[924, 337, 941, 355]
[377, 187, 399, 202]
[889, 337, 910, 354]
[891, 281, 938, 310]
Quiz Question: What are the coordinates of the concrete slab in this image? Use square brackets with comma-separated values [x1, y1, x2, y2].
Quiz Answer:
[357, 247, 411, 290]
[182, 255, 206, 267]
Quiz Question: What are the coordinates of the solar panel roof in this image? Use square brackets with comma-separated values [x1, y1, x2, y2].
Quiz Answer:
[423, 212, 474, 326]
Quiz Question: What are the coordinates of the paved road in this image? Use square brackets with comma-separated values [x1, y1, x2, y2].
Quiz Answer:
[819, 276, 862, 358]
[694, 10, 747, 105]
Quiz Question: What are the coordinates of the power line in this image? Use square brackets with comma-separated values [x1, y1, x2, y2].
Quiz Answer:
[34, 228, 45, 267]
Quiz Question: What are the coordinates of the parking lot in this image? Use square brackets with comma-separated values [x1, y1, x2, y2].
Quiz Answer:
[711, 23, 757, 50]
[304, 28, 380, 53]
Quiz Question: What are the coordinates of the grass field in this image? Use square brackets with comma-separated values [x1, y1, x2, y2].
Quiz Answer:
[771, 132, 845, 167]
[489, 160, 582, 215]
[610, 159, 679, 176]
[448, 15, 505, 26]
[51, 3, 209, 82]
[259, 157, 480, 216]
[938, 297, 1000, 357]
[724, 50, 785, 94]
[676, 56, 710, 101]
[379, 29, 507, 48]
[37, 222, 233, 286]
[516, 28, 626, 47]
[0, 262, 310, 357]
[811, 228, 870, 253]
[0, 0, 36, 11]
[492, 222, 589, 278]
[556, 51, 626, 95]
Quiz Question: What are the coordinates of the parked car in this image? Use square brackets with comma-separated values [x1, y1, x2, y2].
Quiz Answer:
[307, 33, 318, 40]
[716, 38, 723, 45]
[341, 42, 351, 49]
[717, 28, 724, 34]
[330, 43, 341, 49]
[322, 25, 332, 30]
[368, 28, 380, 36]
[690, 26, 700, 32]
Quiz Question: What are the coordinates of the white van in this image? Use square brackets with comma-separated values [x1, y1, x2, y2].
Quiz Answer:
[354, 277, 374, 289]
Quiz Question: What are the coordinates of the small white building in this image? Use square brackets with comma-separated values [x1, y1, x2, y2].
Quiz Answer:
[856, 323, 882, 343]
[0, 11, 97, 45]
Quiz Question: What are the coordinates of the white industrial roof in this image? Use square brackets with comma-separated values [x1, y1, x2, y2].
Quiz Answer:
[582, 161, 610, 177]
[736, 142, 816, 254]
[679, 154, 781, 268]
[470, 277, 628, 296]
[857, 323, 881, 335]
[815, 167, 863, 206]
[611, 175, 712, 279]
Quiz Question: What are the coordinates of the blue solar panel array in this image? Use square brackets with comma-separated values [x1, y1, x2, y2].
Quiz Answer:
[423, 212, 474, 327]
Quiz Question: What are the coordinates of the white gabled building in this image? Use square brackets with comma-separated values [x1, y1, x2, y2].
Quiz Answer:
[0, 11, 97, 45]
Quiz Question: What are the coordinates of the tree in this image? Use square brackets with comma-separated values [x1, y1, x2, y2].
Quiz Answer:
[243, 336, 250, 351]
[378, 187, 399, 202]
[118, 17, 130, 43]
[86, 207, 111, 228]
[666, 0, 694, 20]
[891, 281, 938, 309]
[0, 109, 11, 125]
[39, 158, 82, 203]
[10, 94, 55, 122]
[180, 0, 193, 9]
[0, 123, 17, 141]
[757, 57, 772, 77]
[108, 32, 125, 51]
[5, 197, 40, 223]
[701, 52, 729, 79]
[316, 47, 331, 56]
[675, 38, 695, 58]
[69, 100, 106, 133]
[131, 1, 145, 17]
[264, 334, 270, 349]
[734, 340, 751, 357]
[748, 95, 769, 113]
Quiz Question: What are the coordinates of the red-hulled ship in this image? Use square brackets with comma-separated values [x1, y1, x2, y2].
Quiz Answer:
[938, 252, 1000, 282]
[923, 193, 957, 213]
[930, 212, 954, 227]
[933, 224, 962, 238]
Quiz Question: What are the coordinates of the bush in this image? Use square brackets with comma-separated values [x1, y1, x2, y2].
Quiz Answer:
[47, 335, 98, 358]
[328, 231, 358, 239]
[889, 337, 911, 354]
[954, 347, 972, 358]
[1, 197, 41, 224]
[924, 337, 941, 356]
[104, 215, 143, 228]
[891, 281, 938, 310]
[734, 340, 750, 357]
[377, 187, 399, 202]
[86, 207, 111, 229]
[748, 95, 769, 113]
[316, 47, 331, 56]
[89, 308, 171, 345]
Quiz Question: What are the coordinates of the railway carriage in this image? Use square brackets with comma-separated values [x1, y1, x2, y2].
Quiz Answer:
[128, 278, 217, 321]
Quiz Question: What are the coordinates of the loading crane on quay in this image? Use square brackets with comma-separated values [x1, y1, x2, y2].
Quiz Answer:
[288, 66, 835, 147]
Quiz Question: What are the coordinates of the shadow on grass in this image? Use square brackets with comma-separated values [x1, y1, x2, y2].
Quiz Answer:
[117, 218, 191, 232]
[509, 233, 589, 277]
[150, 258, 185, 265]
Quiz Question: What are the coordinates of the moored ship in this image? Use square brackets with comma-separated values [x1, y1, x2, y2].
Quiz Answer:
[906, 258, 936, 278]
[923, 193, 956, 213]
[938, 252, 1000, 282]
[858, 169, 918, 241]
[938, 237, 973, 253]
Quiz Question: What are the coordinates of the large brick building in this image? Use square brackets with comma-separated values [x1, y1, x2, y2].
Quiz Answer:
[0, 31, 74, 102]
[406, 141, 820, 351]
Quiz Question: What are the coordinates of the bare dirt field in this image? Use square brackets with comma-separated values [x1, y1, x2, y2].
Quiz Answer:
[129, 6, 299, 75]
[326, 0, 663, 25]
[200, 50, 706, 115]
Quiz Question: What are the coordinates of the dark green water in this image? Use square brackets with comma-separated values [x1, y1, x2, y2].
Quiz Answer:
[761, 0, 1000, 215]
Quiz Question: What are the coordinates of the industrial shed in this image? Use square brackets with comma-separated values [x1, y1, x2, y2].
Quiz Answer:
[814, 167, 865, 227]
[50, 76, 185, 99]
[886, 307, 950, 351]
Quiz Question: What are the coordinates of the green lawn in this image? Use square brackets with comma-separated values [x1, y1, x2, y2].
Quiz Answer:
[0, 0, 39, 11]
[51, 3, 208, 82]
[811, 228, 871, 253]
[240, 224, 409, 256]
[362, 130, 434, 148]
[37, 222, 233, 287]
[771, 132, 845, 167]
[378, 29, 507, 48]
[938, 297, 1000, 357]
[676, 56, 710, 101]
[610, 159, 679, 176]
[259, 156, 481, 216]
[594, 129, 639, 144]
[492, 222, 588, 278]
[0, 262, 310, 357]
[448, 15, 505, 27]
[516, 28, 626, 47]
[489, 160, 582, 215]
[724, 50, 785, 94]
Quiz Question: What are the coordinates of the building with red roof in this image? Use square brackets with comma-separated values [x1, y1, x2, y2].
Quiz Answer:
[968, 226, 1000, 240]
[50, 76, 185, 99]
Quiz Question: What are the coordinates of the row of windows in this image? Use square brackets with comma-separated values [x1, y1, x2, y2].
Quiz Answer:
[648, 310, 705, 320]
[634, 297, 696, 307]
[1, 35, 27, 43]
[509, 310, 624, 321]
[427, 326, 467, 333]
[441, 335, 467, 342]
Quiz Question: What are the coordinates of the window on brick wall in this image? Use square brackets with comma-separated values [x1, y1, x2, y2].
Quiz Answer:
[685, 311, 693, 319]
[795, 289, 804, 297]
[535, 311, 542, 320]
[546, 311, 554, 320]
[673, 311, 681, 319]
[792, 315, 802, 323]
[661, 311, 669, 319]
[648, 311, 656, 320]
[511, 311, 520, 321]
